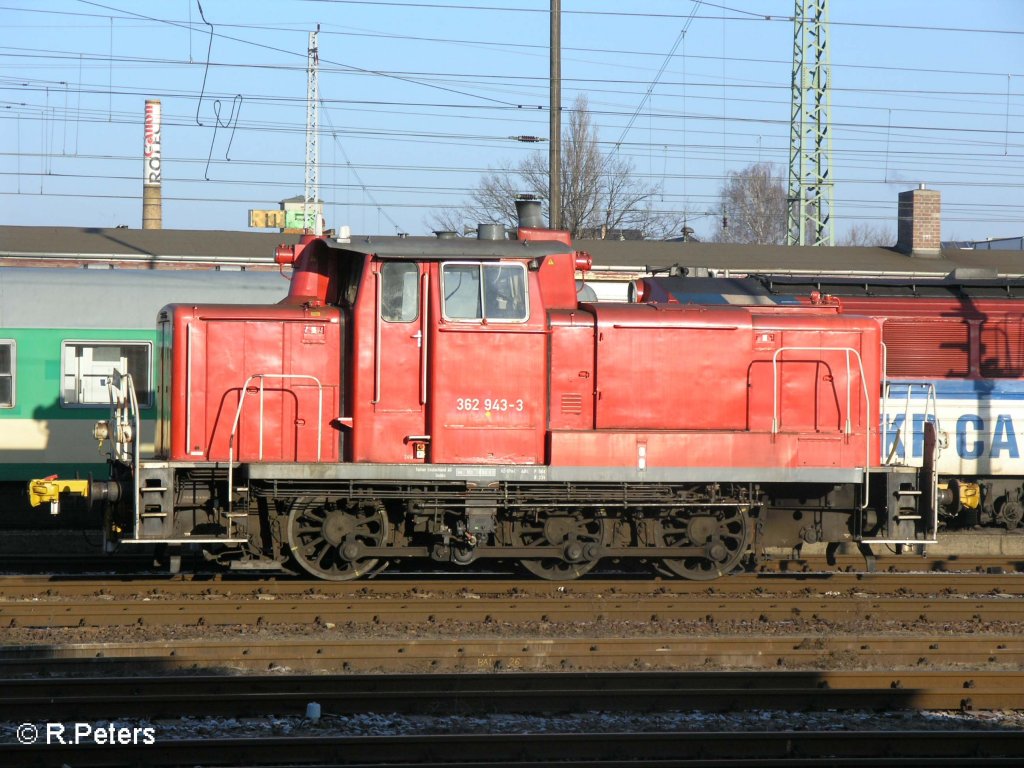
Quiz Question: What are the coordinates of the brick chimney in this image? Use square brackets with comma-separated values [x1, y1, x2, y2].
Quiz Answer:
[896, 184, 941, 257]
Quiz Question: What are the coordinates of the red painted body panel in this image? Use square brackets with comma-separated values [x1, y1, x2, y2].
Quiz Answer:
[428, 318, 548, 465]
[517, 227, 579, 311]
[164, 303, 342, 463]
[548, 430, 866, 470]
[548, 309, 597, 431]
[592, 304, 752, 430]
[544, 303, 883, 470]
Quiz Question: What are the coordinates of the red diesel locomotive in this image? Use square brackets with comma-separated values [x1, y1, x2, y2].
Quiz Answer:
[32, 202, 936, 580]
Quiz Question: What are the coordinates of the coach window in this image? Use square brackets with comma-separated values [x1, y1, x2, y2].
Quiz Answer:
[381, 261, 419, 322]
[61, 341, 152, 408]
[0, 340, 13, 408]
[441, 262, 527, 322]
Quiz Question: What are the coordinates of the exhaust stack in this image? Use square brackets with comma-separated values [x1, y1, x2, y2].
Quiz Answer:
[515, 198, 543, 229]
[142, 99, 162, 229]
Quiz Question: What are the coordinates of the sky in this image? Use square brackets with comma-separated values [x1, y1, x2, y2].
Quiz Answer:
[1, 1, 1022, 243]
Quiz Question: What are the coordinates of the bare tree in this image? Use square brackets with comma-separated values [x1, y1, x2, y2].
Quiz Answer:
[429, 95, 674, 239]
[839, 222, 895, 247]
[714, 162, 787, 245]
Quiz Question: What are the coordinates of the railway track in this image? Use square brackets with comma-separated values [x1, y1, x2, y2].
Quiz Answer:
[3, 673, 1023, 766]
[4, 729, 1023, 766]
[2, 633, 1023, 675]
[1, 569, 1023, 599]
[0, 547, 1022, 579]
[2, 670, 1023, 719]
[2, 590, 1023, 628]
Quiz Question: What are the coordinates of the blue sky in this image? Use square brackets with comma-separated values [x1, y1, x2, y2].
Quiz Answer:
[1, 1, 1021, 241]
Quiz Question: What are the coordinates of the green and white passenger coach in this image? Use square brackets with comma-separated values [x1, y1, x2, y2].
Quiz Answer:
[0, 267, 288, 501]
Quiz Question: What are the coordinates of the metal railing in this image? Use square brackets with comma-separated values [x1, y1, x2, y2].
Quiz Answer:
[882, 381, 941, 467]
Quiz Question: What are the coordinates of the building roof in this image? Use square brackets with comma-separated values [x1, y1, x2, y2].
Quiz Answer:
[0, 225, 301, 269]
[575, 240, 1021, 278]
[1, 225, 1021, 278]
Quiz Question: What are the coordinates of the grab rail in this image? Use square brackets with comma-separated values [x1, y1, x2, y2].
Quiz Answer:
[226, 373, 324, 527]
[882, 381, 941, 466]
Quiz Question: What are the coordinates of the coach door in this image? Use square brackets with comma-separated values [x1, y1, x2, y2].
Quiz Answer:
[367, 260, 428, 462]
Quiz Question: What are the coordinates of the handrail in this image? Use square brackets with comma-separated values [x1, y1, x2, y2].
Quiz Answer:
[185, 322, 204, 456]
[226, 373, 324, 525]
[420, 271, 429, 405]
[881, 380, 941, 466]
[879, 341, 887, 464]
[372, 269, 382, 404]
[770, 346, 871, 510]
[130, 376, 140, 539]
[105, 371, 141, 540]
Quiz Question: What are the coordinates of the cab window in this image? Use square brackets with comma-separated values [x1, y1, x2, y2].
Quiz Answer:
[441, 262, 527, 322]
[381, 262, 420, 323]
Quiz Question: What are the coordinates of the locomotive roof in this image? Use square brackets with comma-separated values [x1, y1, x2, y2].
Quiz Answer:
[318, 235, 572, 260]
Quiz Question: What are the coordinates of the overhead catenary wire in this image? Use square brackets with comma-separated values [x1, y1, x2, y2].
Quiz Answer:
[0, 1, 1019, 239]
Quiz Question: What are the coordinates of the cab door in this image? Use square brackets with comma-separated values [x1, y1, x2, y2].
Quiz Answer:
[362, 260, 428, 462]
[427, 260, 547, 464]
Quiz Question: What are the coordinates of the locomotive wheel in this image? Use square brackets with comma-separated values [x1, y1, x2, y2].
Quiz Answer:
[655, 507, 751, 581]
[516, 512, 608, 580]
[286, 498, 388, 581]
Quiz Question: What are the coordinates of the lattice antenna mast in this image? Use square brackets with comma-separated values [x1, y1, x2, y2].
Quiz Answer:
[787, 0, 834, 246]
[304, 27, 321, 236]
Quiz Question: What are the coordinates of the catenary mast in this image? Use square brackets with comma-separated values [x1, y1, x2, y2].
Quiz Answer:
[304, 27, 321, 236]
[787, 0, 834, 246]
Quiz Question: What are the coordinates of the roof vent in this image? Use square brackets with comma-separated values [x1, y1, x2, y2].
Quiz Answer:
[477, 223, 504, 241]
[433, 231, 458, 240]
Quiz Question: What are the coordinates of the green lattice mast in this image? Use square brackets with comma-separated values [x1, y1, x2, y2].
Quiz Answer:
[787, 0, 834, 246]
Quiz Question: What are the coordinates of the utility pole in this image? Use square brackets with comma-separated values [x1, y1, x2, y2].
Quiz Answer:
[304, 26, 322, 236]
[787, 0, 833, 246]
[549, 0, 561, 230]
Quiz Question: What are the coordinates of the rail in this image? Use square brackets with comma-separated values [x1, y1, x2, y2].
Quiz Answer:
[226, 373, 324, 525]
[771, 346, 870, 509]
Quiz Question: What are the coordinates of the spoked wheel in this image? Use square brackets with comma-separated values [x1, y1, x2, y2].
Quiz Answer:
[516, 511, 608, 580]
[286, 498, 388, 581]
[655, 507, 751, 580]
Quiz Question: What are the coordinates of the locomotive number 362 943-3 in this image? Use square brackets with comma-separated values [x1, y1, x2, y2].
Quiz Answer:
[456, 397, 526, 412]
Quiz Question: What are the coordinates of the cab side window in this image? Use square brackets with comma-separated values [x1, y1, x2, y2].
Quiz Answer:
[441, 262, 527, 322]
[381, 262, 419, 322]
